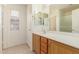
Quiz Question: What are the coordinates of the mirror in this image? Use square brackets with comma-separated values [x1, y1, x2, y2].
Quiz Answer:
[32, 4, 79, 33]
[49, 4, 79, 33]
[60, 10, 72, 32]
[32, 4, 49, 32]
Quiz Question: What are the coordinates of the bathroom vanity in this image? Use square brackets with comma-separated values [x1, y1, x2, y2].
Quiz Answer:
[32, 5, 79, 54]
[32, 32, 79, 54]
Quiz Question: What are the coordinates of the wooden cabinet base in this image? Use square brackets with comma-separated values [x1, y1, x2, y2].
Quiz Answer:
[48, 39, 79, 54]
[32, 34, 41, 54]
[32, 33, 79, 54]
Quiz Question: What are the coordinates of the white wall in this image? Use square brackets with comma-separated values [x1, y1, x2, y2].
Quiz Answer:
[49, 6, 60, 31]
[72, 8, 79, 33]
[3, 5, 27, 49]
[26, 5, 32, 50]
[0, 5, 2, 53]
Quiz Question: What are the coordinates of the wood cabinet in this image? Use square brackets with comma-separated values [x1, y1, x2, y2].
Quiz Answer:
[32, 33, 79, 54]
[32, 33, 41, 54]
[48, 39, 79, 54]
[32, 33, 48, 54]
[41, 37, 48, 54]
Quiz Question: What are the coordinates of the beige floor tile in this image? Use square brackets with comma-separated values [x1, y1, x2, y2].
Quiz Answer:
[3, 44, 34, 54]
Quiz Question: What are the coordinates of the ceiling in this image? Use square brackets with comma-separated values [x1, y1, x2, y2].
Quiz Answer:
[51, 4, 79, 12]
[51, 4, 71, 9]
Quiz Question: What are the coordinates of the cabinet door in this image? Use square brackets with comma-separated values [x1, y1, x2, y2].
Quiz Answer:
[32, 34, 36, 51]
[48, 39, 54, 54]
[32, 34, 41, 54]
[53, 40, 79, 54]
[41, 37, 48, 54]
[48, 39, 79, 54]
[53, 40, 65, 54]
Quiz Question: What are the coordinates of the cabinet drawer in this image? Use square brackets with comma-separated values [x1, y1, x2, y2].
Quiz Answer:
[41, 42, 48, 49]
[41, 37, 48, 44]
[41, 50, 47, 54]
[41, 45, 48, 53]
[41, 51, 45, 54]
[41, 44, 47, 50]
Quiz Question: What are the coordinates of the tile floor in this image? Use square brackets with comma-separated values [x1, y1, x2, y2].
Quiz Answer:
[3, 44, 34, 54]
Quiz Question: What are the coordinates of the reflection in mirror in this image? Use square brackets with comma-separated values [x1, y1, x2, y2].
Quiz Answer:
[32, 4, 49, 32]
[32, 4, 79, 33]
[49, 4, 79, 33]
[72, 8, 79, 33]
[60, 11, 72, 32]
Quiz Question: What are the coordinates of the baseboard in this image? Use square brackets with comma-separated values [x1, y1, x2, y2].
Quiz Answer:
[26, 40, 32, 51]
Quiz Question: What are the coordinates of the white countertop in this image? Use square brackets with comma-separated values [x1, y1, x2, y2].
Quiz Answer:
[33, 31, 79, 49]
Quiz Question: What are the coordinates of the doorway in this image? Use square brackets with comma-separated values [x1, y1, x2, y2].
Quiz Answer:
[0, 5, 28, 53]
